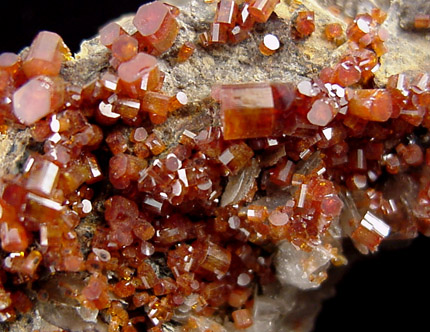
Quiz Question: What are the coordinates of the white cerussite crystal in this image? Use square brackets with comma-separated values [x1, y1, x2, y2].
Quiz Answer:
[275, 241, 333, 290]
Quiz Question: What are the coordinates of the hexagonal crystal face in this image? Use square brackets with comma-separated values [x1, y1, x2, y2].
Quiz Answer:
[133, 1, 179, 54]
[22, 31, 69, 78]
[13, 76, 52, 125]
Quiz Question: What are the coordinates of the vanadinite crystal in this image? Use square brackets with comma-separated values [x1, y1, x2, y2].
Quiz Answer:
[1, 0, 430, 331]
[133, 1, 179, 55]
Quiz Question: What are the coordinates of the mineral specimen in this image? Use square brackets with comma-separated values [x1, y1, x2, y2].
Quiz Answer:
[0, 0, 430, 331]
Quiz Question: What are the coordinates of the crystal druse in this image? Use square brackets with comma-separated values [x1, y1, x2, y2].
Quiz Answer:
[0, 0, 430, 331]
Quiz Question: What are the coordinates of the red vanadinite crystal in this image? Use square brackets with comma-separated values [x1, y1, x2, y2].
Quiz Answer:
[295, 11, 315, 38]
[118, 52, 161, 96]
[347, 89, 393, 122]
[215, 83, 277, 140]
[13, 75, 65, 125]
[100, 22, 125, 48]
[325, 23, 343, 42]
[22, 31, 70, 78]
[215, 0, 239, 27]
[177, 42, 196, 63]
[248, 0, 280, 23]
[133, 1, 179, 55]
[112, 34, 139, 62]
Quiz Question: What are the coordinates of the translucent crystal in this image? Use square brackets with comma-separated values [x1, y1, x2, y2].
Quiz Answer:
[248, 0, 280, 23]
[275, 241, 333, 289]
[347, 89, 393, 121]
[118, 53, 160, 97]
[216, 83, 276, 140]
[13, 75, 64, 126]
[259, 34, 280, 56]
[214, 0, 238, 27]
[133, 1, 179, 55]
[22, 31, 70, 78]
[99, 22, 124, 47]
[177, 42, 196, 63]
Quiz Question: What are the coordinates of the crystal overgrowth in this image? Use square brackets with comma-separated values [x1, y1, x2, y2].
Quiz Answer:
[0, 1, 430, 331]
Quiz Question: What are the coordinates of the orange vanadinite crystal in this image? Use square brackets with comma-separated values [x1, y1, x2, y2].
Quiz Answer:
[169, 91, 188, 111]
[177, 42, 196, 63]
[371, 8, 387, 24]
[22, 31, 70, 78]
[237, 3, 255, 29]
[209, 23, 229, 44]
[215, 0, 239, 27]
[295, 11, 315, 38]
[347, 89, 393, 121]
[232, 308, 253, 329]
[228, 287, 252, 308]
[133, 1, 179, 55]
[215, 83, 276, 140]
[219, 141, 254, 175]
[0, 200, 29, 253]
[100, 22, 125, 48]
[0, 53, 21, 75]
[248, 0, 280, 23]
[414, 14, 430, 30]
[145, 133, 166, 155]
[23, 154, 59, 196]
[3, 1, 430, 330]
[229, 26, 251, 44]
[141, 91, 171, 117]
[259, 34, 280, 56]
[115, 98, 141, 120]
[247, 205, 268, 222]
[13, 75, 65, 125]
[325, 23, 343, 42]
[194, 240, 231, 277]
[347, 14, 373, 42]
[117, 52, 161, 96]
[111, 34, 138, 62]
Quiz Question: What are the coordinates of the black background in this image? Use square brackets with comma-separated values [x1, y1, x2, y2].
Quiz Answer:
[1, 1, 429, 331]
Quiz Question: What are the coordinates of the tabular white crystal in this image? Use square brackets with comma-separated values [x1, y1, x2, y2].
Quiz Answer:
[361, 211, 390, 237]
[275, 241, 333, 290]
[76, 306, 98, 323]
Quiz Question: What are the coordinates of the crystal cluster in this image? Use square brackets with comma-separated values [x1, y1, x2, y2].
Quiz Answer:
[0, 1, 430, 331]
[198, 0, 282, 47]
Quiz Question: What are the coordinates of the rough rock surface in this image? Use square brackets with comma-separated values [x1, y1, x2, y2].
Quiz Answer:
[1, 0, 429, 331]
